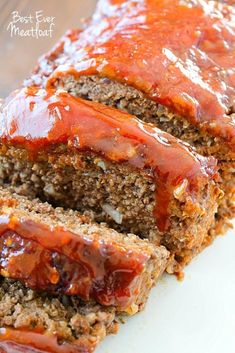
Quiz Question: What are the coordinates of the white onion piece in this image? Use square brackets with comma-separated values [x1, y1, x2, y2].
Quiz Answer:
[102, 204, 123, 224]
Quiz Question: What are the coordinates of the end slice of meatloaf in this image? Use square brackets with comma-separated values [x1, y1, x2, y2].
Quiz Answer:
[0, 278, 119, 353]
[0, 186, 169, 314]
[26, 0, 235, 228]
[0, 87, 221, 272]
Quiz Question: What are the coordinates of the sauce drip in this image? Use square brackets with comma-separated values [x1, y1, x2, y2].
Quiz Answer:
[0, 87, 217, 231]
[0, 328, 93, 353]
[39, 0, 235, 148]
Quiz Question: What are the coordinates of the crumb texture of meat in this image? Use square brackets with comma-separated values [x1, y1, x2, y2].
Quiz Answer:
[0, 143, 221, 273]
[0, 278, 119, 352]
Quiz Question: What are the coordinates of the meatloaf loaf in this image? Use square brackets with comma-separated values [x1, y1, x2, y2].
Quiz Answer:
[26, 0, 235, 229]
[0, 87, 221, 272]
[0, 278, 119, 353]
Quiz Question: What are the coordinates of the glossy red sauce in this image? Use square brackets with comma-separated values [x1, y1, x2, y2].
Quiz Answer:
[0, 213, 147, 309]
[0, 328, 93, 353]
[0, 87, 218, 231]
[35, 0, 235, 148]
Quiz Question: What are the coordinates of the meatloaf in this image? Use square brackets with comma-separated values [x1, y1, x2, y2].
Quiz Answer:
[26, 0, 235, 230]
[0, 87, 221, 272]
[0, 278, 119, 353]
[0, 186, 169, 314]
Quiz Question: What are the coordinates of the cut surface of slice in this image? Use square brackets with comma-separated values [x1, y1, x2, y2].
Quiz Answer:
[0, 278, 119, 353]
[0, 186, 169, 313]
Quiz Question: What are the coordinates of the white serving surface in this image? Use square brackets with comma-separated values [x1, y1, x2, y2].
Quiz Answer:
[97, 221, 235, 353]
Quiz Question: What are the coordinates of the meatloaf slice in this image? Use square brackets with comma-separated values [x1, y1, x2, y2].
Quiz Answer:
[26, 0, 235, 227]
[0, 278, 119, 353]
[0, 186, 169, 314]
[0, 87, 221, 273]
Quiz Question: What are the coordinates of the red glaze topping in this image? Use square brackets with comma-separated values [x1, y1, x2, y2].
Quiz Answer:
[0, 87, 217, 231]
[35, 0, 235, 148]
[0, 212, 149, 310]
[0, 328, 93, 353]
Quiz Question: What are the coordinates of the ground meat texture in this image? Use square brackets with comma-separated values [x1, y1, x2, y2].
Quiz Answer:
[0, 186, 169, 313]
[0, 278, 119, 353]
[0, 144, 220, 273]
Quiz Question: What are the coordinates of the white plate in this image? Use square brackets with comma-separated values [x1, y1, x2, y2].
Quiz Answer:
[97, 221, 235, 353]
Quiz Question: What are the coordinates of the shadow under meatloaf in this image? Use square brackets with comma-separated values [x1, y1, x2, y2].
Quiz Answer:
[26, 0, 235, 230]
[0, 186, 169, 314]
[0, 278, 119, 353]
[0, 87, 221, 273]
